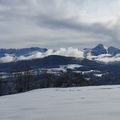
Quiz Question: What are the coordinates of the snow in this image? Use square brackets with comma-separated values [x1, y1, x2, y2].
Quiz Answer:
[81, 70, 98, 74]
[94, 73, 103, 77]
[1, 85, 120, 120]
[39, 64, 83, 74]
[60, 64, 83, 69]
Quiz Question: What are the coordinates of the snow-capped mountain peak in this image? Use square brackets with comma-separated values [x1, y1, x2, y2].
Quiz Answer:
[84, 44, 120, 63]
[84, 44, 107, 56]
[108, 46, 120, 55]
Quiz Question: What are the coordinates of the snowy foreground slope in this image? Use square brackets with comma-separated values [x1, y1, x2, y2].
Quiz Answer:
[0, 86, 120, 120]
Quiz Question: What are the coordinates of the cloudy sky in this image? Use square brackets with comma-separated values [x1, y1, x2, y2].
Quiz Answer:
[0, 0, 120, 49]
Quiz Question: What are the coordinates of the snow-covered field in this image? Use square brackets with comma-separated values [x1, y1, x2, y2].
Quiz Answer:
[0, 85, 120, 120]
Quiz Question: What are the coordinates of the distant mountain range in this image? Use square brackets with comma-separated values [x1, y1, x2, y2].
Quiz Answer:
[0, 44, 119, 75]
[0, 47, 120, 93]
[84, 44, 120, 56]
[0, 47, 47, 57]
[84, 44, 120, 63]
[0, 44, 120, 63]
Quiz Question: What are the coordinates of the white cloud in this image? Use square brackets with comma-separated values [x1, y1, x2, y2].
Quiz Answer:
[18, 47, 84, 61]
[0, 47, 84, 63]
[87, 53, 120, 63]
[0, 54, 16, 63]
[1, 47, 120, 63]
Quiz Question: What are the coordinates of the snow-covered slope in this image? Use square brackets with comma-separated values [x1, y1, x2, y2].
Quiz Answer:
[1, 85, 120, 120]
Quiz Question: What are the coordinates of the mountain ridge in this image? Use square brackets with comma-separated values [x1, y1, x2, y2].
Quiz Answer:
[0, 44, 120, 63]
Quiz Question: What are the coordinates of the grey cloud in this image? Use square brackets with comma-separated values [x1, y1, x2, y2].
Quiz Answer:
[0, 0, 119, 48]
[35, 15, 118, 41]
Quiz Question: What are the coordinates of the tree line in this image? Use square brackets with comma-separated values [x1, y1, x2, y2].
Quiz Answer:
[0, 69, 90, 96]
